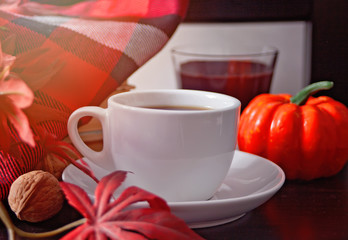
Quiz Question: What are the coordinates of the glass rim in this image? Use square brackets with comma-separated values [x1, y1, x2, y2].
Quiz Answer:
[171, 44, 279, 58]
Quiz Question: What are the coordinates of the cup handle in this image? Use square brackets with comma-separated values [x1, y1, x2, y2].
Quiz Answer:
[67, 106, 109, 168]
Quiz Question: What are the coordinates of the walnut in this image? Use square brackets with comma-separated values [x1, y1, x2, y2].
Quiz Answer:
[8, 170, 64, 222]
[34, 154, 69, 180]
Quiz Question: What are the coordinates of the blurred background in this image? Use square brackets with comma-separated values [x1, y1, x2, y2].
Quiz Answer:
[129, 0, 347, 106]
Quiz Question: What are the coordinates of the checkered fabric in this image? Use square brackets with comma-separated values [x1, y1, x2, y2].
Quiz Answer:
[0, 0, 189, 200]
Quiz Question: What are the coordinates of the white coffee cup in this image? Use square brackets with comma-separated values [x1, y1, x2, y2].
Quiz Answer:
[68, 89, 240, 202]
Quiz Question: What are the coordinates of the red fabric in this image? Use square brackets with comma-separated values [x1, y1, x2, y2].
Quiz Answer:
[12, 0, 188, 19]
[0, 0, 189, 200]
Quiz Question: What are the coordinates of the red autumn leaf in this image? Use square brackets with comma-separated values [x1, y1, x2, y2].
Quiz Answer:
[59, 180, 95, 221]
[35, 127, 98, 183]
[60, 171, 205, 240]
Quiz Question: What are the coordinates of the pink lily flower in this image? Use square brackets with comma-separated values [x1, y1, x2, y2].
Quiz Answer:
[0, 44, 35, 152]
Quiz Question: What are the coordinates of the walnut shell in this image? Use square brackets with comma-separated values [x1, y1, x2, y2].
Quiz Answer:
[8, 170, 64, 222]
[34, 154, 69, 180]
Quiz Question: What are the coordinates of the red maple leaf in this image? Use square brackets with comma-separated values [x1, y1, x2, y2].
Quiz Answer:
[35, 127, 98, 183]
[60, 171, 205, 240]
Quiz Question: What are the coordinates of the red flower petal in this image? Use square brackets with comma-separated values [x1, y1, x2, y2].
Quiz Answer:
[0, 77, 34, 109]
[0, 94, 35, 147]
[0, 51, 15, 74]
[7, 106, 35, 147]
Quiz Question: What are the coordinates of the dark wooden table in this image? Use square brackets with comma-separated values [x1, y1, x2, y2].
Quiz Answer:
[0, 163, 347, 240]
[1, 1, 346, 239]
[196, 164, 348, 240]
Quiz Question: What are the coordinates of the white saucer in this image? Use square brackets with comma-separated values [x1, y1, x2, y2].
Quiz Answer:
[62, 150, 285, 228]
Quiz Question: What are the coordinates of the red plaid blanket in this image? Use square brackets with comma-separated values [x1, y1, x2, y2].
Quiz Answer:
[0, 0, 188, 200]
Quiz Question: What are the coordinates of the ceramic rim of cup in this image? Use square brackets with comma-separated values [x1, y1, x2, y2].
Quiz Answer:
[108, 89, 241, 114]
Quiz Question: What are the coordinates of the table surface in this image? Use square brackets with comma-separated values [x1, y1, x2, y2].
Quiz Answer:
[0, 160, 347, 240]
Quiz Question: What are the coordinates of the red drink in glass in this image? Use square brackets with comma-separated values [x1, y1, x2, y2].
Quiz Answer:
[172, 45, 278, 110]
[180, 60, 274, 109]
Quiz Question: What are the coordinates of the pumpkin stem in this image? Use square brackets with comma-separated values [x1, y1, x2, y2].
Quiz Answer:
[290, 81, 334, 105]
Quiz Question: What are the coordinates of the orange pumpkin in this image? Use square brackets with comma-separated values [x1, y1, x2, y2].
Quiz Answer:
[238, 81, 348, 180]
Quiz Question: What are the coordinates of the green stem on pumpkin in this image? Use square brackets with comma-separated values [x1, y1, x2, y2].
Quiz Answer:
[0, 202, 86, 239]
[290, 81, 334, 105]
